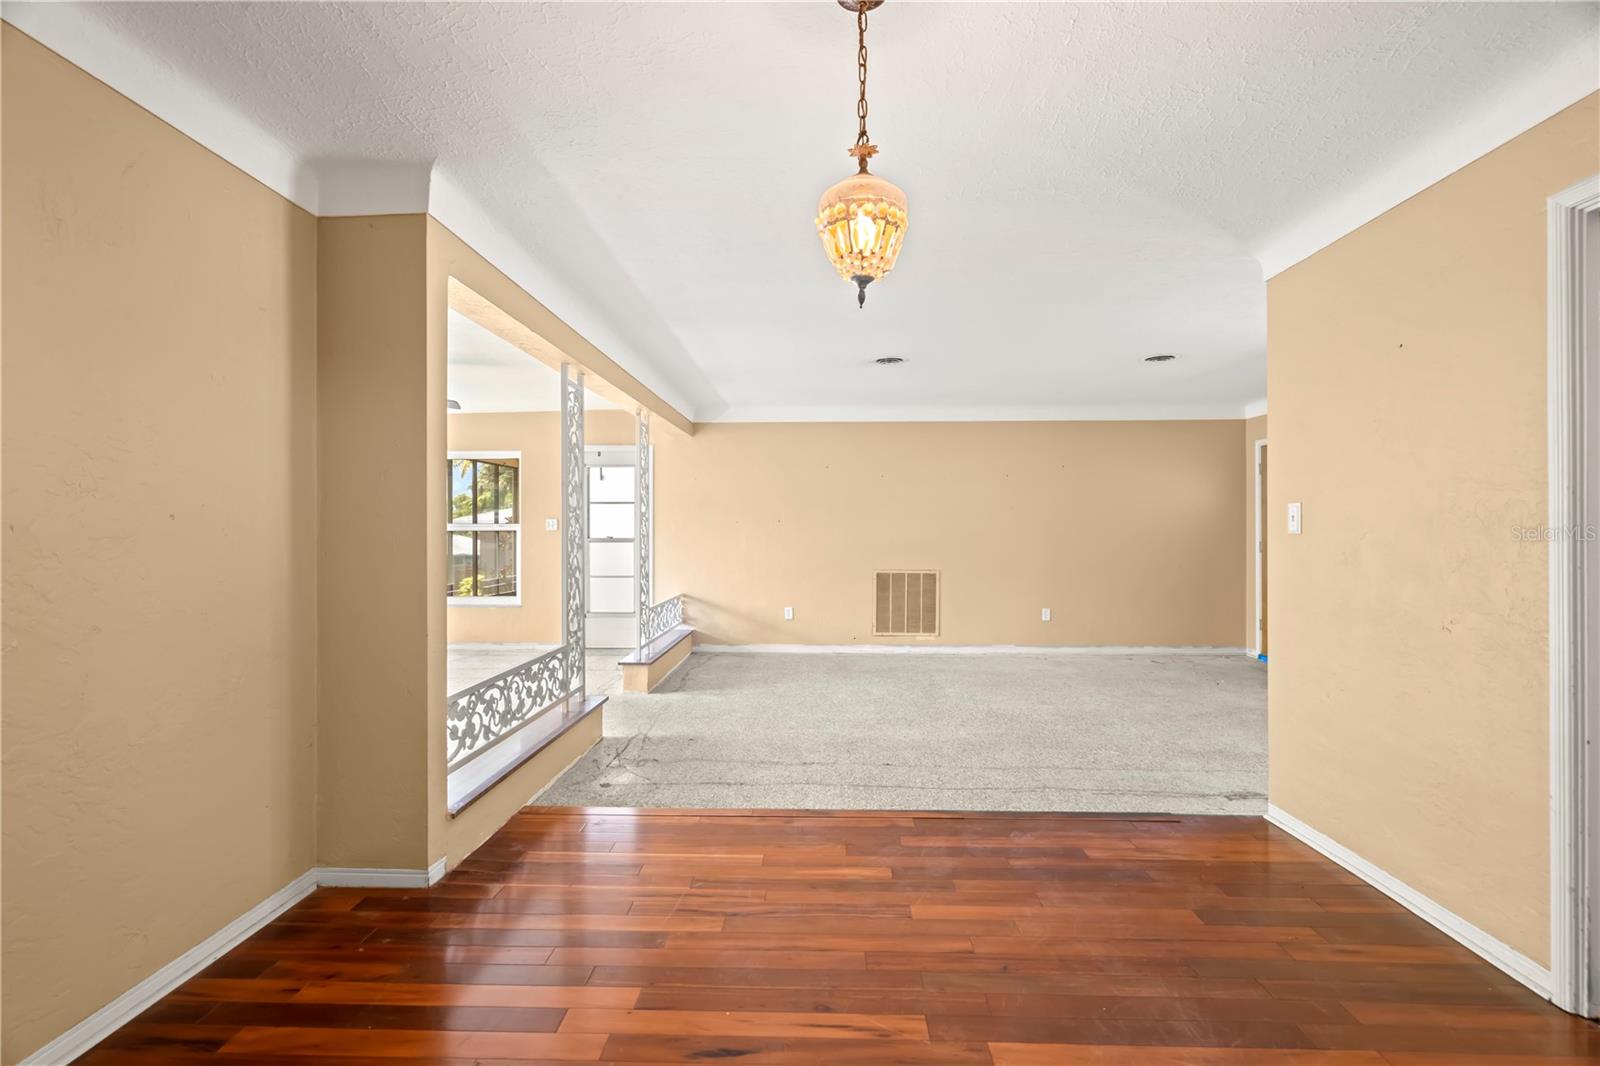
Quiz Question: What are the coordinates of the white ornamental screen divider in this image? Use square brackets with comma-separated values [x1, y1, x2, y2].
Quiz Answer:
[446, 364, 587, 772]
[562, 364, 586, 699]
[635, 409, 652, 656]
[634, 407, 685, 652]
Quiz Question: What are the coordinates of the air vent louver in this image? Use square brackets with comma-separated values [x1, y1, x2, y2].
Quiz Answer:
[874, 570, 939, 636]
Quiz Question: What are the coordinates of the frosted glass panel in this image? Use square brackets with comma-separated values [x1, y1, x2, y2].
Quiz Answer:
[588, 465, 634, 503]
[590, 576, 633, 614]
[589, 540, 634, 578]
[589, 501, 634, 539]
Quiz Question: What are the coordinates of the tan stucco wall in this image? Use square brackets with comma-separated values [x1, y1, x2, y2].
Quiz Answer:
[1, 25, 318, 1063]
[316, 214, 434, 870]
[0, 36, 632, 1061]
[1267, 93, 1600, 965]
[1243, 414, 1268, 652]
[446, 414, 1247, 650]
[446, 410, 637, 647]
[644, 420, 1245, 647]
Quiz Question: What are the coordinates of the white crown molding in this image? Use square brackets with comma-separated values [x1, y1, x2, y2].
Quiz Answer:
[1241, 398, 1267, 420]
[1266, 804, 1553, 1000]
[30, 5, 1580, 417]
[0, 6, 1276, 426]
[428, 170, 697, 419]
[316, 159, 434, 217]
[1255, 36, 1599, 279]
[1, 3, 318, 213]
[698, 643, 1250, 656]
[706, 403, 1265, 424]
[1, 7, 698, 421]
[15, 870, 320, 1066]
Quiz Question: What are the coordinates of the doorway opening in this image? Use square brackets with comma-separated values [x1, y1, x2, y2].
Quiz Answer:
[585, 445, 641, 650]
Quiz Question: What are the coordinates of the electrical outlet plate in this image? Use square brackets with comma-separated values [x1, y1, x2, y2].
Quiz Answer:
[783, 606, 794, 620]
[545, 518, 558, 532]
[1041, 608, 1051, 621]
[1287, 502, 1302, 535]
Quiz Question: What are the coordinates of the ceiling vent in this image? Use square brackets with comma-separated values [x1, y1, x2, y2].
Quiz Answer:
[874, 570, 939, 637]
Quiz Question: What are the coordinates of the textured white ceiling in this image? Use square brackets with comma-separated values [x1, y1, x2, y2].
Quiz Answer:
[448, 309, 617, 413]
[29, 2, 1598, 420]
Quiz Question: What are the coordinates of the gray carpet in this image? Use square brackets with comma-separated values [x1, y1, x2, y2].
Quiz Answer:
[537, 651, 1267, 814]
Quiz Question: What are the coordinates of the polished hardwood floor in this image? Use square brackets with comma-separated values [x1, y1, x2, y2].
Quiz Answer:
[86, 808, 1599, 1064]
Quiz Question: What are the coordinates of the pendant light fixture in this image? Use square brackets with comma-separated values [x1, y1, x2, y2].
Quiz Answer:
[815, 0, 908, 308]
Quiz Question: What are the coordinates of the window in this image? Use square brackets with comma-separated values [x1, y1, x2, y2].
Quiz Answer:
[448, 455, 520, 603]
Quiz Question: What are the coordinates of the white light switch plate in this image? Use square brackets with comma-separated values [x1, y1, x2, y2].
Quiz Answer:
[545, 518, 558, 532]
[1041, 608, 1051, 621]
[1287, 502, 1302, 535]
[783, 606, 794, 620]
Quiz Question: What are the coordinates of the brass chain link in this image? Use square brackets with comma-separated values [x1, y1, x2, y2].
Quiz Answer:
[856, 5, 870, 151]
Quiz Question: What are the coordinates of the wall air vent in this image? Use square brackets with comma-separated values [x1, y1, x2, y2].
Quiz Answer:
[874, 570, 939, 637]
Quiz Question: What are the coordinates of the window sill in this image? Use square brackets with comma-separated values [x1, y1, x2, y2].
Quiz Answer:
[447, 692, 606, 817]
[619, 626, 694, 666]
[448, 598, 523, 608]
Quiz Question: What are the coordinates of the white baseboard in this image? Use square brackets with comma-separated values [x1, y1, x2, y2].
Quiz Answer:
[696, 643, 1250, 656]
[17, 869, 319, 1065]
[18, 857, 452, 1065]
[1265, 803, 1553, 999]
[315, 858, 446, 888]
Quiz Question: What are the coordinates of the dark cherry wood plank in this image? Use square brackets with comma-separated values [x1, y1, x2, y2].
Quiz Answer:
[78, 808, 1598, 1063]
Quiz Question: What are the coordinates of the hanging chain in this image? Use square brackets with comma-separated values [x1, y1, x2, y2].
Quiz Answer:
[856, 6, 870, 151]
[847, 4, 878, 173]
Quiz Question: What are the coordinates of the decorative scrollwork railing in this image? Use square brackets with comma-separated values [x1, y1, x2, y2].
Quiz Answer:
[561, 366, 586, 696]
[640, 594, 684, 648]
[447, 644, 571, 770]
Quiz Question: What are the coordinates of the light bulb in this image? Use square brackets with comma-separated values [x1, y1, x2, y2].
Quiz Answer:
[851, 210, 878, 250]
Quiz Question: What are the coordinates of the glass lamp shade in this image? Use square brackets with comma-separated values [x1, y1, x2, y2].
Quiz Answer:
[815, 171, 908, 304]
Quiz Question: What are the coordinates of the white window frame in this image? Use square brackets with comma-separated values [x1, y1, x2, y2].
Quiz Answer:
[447, 450, 523, 608]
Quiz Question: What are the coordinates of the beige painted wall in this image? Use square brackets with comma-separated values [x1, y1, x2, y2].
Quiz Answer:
[646, 420, 1246, 648]
[0, 35, 654, 1060]
[1, 25, 318, 1063]
[446, 410, 637, 648]
[1243, 414, 1268, 652]
[316, 214, 434, 870]
[1268, 93, 1600, 965]
[313, 218, 634, 886]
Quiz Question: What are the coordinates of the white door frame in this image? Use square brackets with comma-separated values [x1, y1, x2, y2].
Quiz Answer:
[1548, 174, 1600, 1017]
[583, 445, 640, 649]
[1254, 437, 1268, 659]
